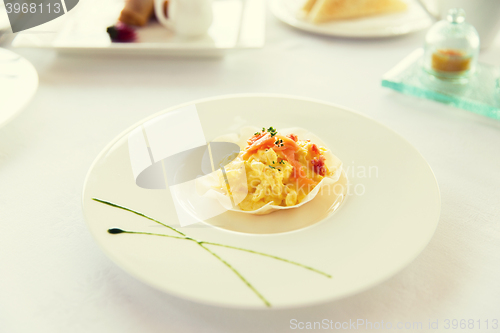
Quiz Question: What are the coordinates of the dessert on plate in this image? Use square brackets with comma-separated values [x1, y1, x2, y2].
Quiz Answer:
[302, 0, 407, 24]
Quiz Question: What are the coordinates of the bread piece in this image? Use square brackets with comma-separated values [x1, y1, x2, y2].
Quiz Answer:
[119, 0, 155, 27]
[307, 0, 407, 23]
[302, 0, 318, 14]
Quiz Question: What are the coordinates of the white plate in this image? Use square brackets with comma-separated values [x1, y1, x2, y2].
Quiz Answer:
[270, 0, 432, 38]
[0, 48, 38, 128]
[0, 1, 11, 33]
[82, 94, 440, 308]
[12, 0, 265, 57]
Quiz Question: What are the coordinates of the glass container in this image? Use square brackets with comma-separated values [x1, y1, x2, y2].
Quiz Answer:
[423, 8, 480, 82]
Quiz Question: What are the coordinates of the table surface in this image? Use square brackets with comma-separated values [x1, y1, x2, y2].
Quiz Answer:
[1, 6, 500, 333]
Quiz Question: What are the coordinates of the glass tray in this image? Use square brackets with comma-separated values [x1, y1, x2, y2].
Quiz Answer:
[382, 48, 500, 120]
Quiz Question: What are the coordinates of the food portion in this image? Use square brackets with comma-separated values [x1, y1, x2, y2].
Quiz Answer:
[107, 0, 168, 43]
[431, 49, 471, 73]
[119, 0, 155, 27]
[218, 127, 341, 212]
[303, 0, 407, 24]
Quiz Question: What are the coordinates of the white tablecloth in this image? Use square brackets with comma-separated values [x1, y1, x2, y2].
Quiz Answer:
[1, 7, 500, 333]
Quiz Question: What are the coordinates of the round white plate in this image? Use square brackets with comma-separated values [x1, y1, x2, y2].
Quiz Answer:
[270, 0, 433, 38]
[0, 1, 11, 32]
[0, 48, 38, 128]
[82, 94, 440, 309]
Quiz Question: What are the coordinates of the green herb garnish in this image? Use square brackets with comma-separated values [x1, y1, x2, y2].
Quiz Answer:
[266, 126, 277, 137]
[92, 198, 332, 308]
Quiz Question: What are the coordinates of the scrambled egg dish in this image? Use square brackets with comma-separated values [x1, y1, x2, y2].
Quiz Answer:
[220, 127, 334, 211]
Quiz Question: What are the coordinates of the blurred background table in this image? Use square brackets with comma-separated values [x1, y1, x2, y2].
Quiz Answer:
[1, 6, 500, 333]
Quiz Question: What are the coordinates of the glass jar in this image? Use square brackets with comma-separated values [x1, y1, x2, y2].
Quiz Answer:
[423, 8, 480, 81]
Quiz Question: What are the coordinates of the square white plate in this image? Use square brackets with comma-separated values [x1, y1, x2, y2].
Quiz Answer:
[12, 0, 265, 57]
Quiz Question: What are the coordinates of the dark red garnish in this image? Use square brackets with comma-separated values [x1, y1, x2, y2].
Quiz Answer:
[107, 23, 136, 43]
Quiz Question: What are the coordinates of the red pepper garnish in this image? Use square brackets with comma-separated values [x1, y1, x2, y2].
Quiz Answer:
[310, 143, 320, 155]
[311, 155, 326, 176]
